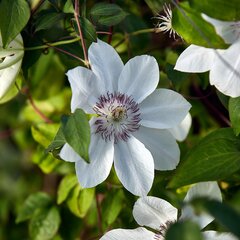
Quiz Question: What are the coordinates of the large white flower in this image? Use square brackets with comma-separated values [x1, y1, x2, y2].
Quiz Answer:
[60, 39, 191, 196]
[100, 182, 237, 240]
[174, 14, 240, 97]
[0, 34, 24, 99]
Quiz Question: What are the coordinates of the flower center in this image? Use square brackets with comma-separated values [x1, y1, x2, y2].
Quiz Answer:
[93, 92, 141, 143]
[154, 221, 174, 240]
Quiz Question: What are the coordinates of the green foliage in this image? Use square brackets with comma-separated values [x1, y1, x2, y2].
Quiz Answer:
[62, 109, 90, 163]
[165, 221, 203, 240]
[57, 174, 78, 204]
[191, 198, 240, 238]
[229, 97, 240, 136]
[102, 189, 125, 226]
[188, 0, 240, 21]
[66, 185, 95, 218]
[16, 192, 52, 223]
[172, 2, 227, 48]
[0, 0, 30, 47]
[90, 2, 128, 26]
[169, 128, 240, 188]
[29, 207, 61, 240]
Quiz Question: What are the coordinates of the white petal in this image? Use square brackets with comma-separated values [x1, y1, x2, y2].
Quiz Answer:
[168, 113, 192, 141]
[180, 182, 222, 229]
[133, 196, 178, 230]
[174, 45, 216, 72]
[0, 34, 24, 70]
[203, 231, 238, 240]
[118, 55, 159, 103]
[210, 41, 240, 97]
[202, 13, 240, 44]
[0, 59, 22, 99]
[100, 227, 155, 240]
[139, 89, 191, 129]
[133, 126, 180, 170]
[60, 119, 114, 188]
[88, 39, 124, 93]
[66, 66, 99, 113]
[59, 143, 80, 162]
[0, 34, 24, 99]
[114, 136, 154, 196]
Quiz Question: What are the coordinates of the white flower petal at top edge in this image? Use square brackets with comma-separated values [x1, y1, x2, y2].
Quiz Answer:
[133, 196, 178, 230]
[202, 231, 238, 240]
[0, 34, 24, 99]
[66, 66, 98, 113]
[118, 55, 159, 103]
[210, 41, 240, 97]
[174, 45, 216, 73]
[88, 39, 124, 93]
[140, 89, 191, 129]
[114, 136, 154, 196]
[100, 227, 155, 240]
[180, 182, 222, 229]
[202, 13, 240, 44]
[133, 126, 180, 171]
[168, 113, 192, 142]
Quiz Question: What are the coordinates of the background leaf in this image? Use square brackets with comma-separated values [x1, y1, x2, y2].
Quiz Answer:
[172, 2, 227, 48]
[188, 0, 240, 21]
[16, 192, 52, 223]
[29, 207, 61, 240]
[169, 128, 240, 188]
[229, 97, 240, 136]
[0, 0, 30, 47]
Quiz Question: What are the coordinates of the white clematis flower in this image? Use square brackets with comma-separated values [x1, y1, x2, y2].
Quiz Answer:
[100, 182, 237, 240]
[0, 34, 24, 99]
[60, 39, 191, 196]
[174, 14, 240, 97]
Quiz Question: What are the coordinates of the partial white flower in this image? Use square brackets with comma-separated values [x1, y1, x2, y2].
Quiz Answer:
[0, 34, 24, 99]
[60, 39, 191, 196]
[155, 4, 179, 39]
[100, 182, 237, 240]
[174, 14, 240, 97]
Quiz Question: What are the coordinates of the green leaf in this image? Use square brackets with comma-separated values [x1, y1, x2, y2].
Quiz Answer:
[229, 97, 240, 136]
[35, 11, 65, 32]
[29, 207, 61, 240]
[191, 198, 240, 238]
[102, 189, 125, 225]
[31, 123, 60, 148]
[90, 3, 123, 16]
[57, 174, 78, 204]
[73, 17, 97, 42]
[46, 125, 66, 153]
[172, 2, 227, 48]
[168, 128, 240, 188]
[188, 0, 240, 21]
[90, 2, 127, 26]
[32, 146, 62, 174]
[165, 221, 203, 240]
[67, 185, 95, 218]
[16, 192, 52, 223]
[0, 0, 30, 47]
[62, 109, 90, 162]
[97, 12, 128, 27]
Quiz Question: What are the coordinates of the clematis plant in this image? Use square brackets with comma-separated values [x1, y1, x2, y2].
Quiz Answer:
[100, 182, 238, 240]
[0, 34, 24, 99]
[60, 39, 191, 196]
[174, 14, 240, 97]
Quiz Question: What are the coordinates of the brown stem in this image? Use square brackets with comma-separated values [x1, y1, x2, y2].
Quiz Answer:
[31, 0, 46, 15]
[74, 0, 89, 67]
[95, 194, 103, 235]
[45, 43, 85, 64]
